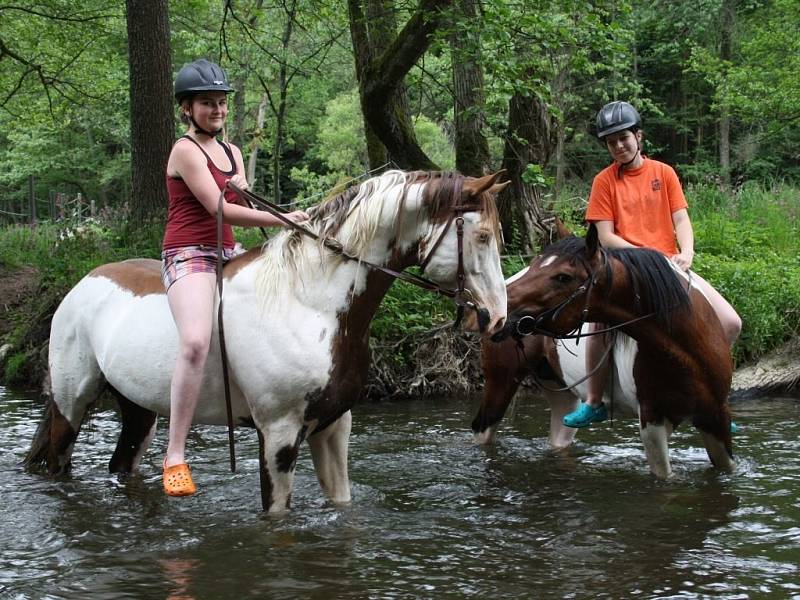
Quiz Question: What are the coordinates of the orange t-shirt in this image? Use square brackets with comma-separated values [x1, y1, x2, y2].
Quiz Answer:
[585, 157, 688, 256]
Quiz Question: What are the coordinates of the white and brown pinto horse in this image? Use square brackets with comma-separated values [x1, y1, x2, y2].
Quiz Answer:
[473, 224, 734, 478]
[26, 170, 508, 512]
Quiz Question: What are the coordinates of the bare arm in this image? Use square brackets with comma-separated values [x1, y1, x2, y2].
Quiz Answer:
[671, 208, 694, 271]
[594, 220, 636, 250]
[168, 141, 307, 226]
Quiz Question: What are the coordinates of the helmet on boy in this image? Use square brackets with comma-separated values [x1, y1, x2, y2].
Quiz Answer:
[596, 101, 641, 140]
[174, 59, 234, 104]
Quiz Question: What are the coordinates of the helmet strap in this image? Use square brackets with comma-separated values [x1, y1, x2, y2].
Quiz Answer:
[616, 131, 642, 179]
[188, 115, 222, 138]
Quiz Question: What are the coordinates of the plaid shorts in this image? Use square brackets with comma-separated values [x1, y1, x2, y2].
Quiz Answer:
[161, 245, 241, 291]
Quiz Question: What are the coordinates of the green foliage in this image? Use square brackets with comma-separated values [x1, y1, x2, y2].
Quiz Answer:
[290, 89, 455, 198]
[2, 352, 28, 386]
[0, 214, 161, 291]
[314, 89, 367, 173]
[690, 182, 800, 259]
[691, 182, 800, 363]
[412, 116, 455, 170]
[695, 255, 800, 364]
[371, 276, 453, 341]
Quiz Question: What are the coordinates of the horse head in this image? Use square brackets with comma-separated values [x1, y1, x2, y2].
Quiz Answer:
[416, 171, 508, 336]
[492, 224, 605, 341]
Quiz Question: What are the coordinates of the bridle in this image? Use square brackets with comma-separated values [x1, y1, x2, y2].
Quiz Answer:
[417, 178, 487, 330]
[512, 248, 655, 340]
[226, 179, 490, 329]
[214, 177, 493, 471]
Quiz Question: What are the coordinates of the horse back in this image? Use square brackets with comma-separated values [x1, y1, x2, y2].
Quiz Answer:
[87, 258, 165, 297]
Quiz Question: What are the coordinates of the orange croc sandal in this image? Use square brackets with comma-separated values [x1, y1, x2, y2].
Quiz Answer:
[163, 459, 197, 497]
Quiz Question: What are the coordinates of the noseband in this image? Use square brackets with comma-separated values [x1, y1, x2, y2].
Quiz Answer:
[514, 253, 599, 339]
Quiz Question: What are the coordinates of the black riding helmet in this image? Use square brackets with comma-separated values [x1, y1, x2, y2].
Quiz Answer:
[596, 101, 641, 140]
[174, 59, 234, 104]
[174, 59, 234, 137]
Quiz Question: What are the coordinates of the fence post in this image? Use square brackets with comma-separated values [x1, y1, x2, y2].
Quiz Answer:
[28, 175, 36, 225]
[76, 192, 82, 219]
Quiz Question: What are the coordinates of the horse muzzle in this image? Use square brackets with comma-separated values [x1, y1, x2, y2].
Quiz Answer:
[490, 310, 547, 342]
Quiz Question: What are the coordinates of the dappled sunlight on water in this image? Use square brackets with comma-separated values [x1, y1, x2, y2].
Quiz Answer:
[1, 386, 799, 598]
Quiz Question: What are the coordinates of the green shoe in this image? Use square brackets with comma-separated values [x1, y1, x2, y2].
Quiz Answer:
[563, 402, 608, 428]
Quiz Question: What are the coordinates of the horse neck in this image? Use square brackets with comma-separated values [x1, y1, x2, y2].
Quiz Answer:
[325, 195, 428, 340]
[587, 260, 684, 346]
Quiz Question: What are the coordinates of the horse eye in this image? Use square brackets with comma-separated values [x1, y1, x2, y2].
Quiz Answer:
[475, 231, 490, 244]
[554, 273, 572, 284]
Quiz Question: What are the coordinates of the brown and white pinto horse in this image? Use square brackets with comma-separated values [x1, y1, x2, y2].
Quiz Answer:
[473, 224, 734, 478]
[25, 170, 508, 512]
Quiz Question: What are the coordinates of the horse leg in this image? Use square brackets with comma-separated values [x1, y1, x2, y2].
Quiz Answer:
[694, 412, 735, 472]
[547, 391, 580, 449]
[698, 430, 735, 472]
[25, 364, 105, 475]
[255, 417, 307, 513]
[473, 336, 536, 445]
[108, 388, 157, 474]
[308, 411, 352, 505]
[639, 417, 674, 479]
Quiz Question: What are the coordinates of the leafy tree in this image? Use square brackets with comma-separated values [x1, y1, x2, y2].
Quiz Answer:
[348, 0, 453, 170]
[0, 1, 130, 221]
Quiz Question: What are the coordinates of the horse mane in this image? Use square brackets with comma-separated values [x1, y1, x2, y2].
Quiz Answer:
[543, 235, 691, 328]
[254, 169, 500, 305]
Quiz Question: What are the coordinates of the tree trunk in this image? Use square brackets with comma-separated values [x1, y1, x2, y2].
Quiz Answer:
[499, 88, 559, 253]
[348, 0, 452, 170]
[719, 0, 735, 186]
[268, 0, 297, 206]
[125, 0, 173, 223]
[450, 0, 490, 176]
[232, 74, 247, 149]
[247, 94, 269, 191]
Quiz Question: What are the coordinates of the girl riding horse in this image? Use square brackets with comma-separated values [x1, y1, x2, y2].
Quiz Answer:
[475, 224, 736, 478]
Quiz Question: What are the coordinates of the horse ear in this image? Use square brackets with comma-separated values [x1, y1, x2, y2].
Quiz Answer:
[585, 222, 600, 259]
[488, 180, 510, 196]
[463, 170, 507, 197]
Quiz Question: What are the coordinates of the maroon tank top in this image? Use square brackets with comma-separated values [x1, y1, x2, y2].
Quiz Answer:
[162, 136, 238, 250]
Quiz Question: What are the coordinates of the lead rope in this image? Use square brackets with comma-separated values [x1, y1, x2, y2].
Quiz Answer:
[216, 189, 236, 472]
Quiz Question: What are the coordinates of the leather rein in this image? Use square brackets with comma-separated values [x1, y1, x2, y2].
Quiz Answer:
[215, 179, 488, 471]
[512, 248, 656, 341]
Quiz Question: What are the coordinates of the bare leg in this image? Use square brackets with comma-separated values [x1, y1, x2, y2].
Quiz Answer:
[164, 272, 216, 468]
[690, 272, 742, 346]
[548, 392, 579, 448]
[562, 324, 611, 428]
[585, 324, 611, 408]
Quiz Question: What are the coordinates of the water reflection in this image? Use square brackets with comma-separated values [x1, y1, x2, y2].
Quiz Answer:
[160, 558, 199, 600]
[1, 386, 799, 598]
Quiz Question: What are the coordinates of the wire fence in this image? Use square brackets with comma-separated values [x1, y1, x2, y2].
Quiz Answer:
[0, 190, 98, 226]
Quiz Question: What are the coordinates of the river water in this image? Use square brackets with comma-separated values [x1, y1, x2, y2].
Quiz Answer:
[1, 385, 798, 599]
